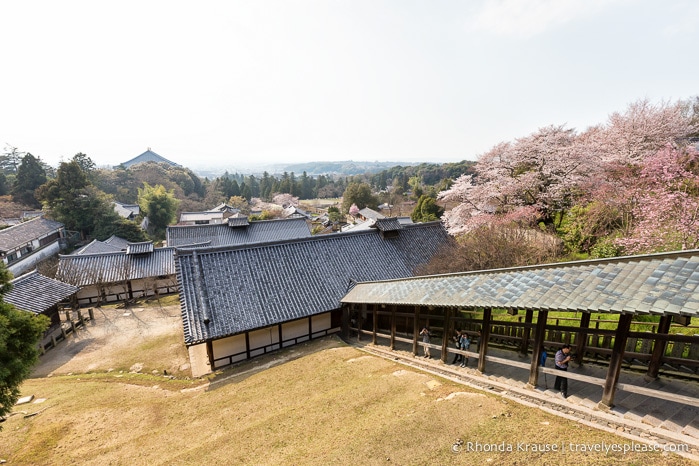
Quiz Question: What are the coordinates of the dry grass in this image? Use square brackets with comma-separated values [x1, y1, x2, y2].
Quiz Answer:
[1, 335, 694, 465]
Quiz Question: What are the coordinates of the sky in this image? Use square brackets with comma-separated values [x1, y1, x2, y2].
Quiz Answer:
[1, 0, 698, 173]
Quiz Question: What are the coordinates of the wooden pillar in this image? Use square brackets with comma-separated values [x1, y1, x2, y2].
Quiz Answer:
[88, 308, 95, 322]
[519, 309, 533, 356]
[390, 305, 397, 350]
[412, 305, 419, 356]
[645, 315, 672, 381]
[372, 305, 378, 345]
[308, 316, 313, 340]
[278, 324, 283, 350]
[206, 340, 215, 370]
[441, 307, 453, 363]
[245, 331, 251, 359]
[528, 310, 548, 387]
[574, 312, 591, 365]
[477, 308, 492, 373]
[341, 305, 349, 340]
[599, 313, 633, 410]
[357, 304, 365, 342]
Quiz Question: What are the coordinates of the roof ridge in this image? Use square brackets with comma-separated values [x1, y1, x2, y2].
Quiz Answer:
[349, 248, 699, 286]
[173, 222, 445, 256]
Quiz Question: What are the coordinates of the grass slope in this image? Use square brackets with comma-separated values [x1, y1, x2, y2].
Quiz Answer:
[0, 336, 693, 465]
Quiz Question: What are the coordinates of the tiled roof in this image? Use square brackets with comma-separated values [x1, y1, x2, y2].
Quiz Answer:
[375, 218, 402, 232]
[104, 235, 130, 250]
[126, 241, 154, 255]
[72, 239, 123, 255]
[341, 250, 699, 317]
[56, 247, 175, 286]
[113, 202, 140, 218]
[228, 217, 249, 228]
[117, 149, 180, 168]
[210, 203, 239, 213]
[167, 218, 312, 248]
[176, 222, 449, 345]
[281, 205, 310, 219]
[0, 218, 64, 253]
[5, 270, 78, 314]
[359, 207, 385, 220]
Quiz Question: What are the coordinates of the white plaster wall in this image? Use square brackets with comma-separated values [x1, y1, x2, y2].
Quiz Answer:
[248, 327, 279, 357]
[282, 318, 309, 346]
[8, 242, 61, 276]
[212, 334, 247, 364]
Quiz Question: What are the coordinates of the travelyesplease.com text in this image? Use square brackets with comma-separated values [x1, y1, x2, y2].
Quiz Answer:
[452, 440, 689, 455]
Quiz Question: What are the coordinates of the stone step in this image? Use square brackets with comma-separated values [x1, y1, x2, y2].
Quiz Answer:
[571, 380, 601, 401]
[617, 393, 651, 423]
[641, 400, 685, 428]
[662, 406, 699, 434]
[608, 405, 629, 421]
[577, 397, 599, 410]
[606, 386, 635, 406]
[683, 419, 699, 440]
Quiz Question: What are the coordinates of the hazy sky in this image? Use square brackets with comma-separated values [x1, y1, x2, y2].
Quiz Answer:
[2, 0, 697, 172]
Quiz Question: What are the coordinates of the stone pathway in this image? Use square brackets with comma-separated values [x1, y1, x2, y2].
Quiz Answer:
[353, 339, 699, 461]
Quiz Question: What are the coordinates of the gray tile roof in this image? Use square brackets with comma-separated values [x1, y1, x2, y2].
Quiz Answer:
[126, 241, 155, 255]
[176, 221, 449, 345]
[359, 207, 385, 220]
[341, 250, 699, 317]
[210, 203, 238, 212]
[375, 218, 402, 232]
[167, 218, 312, 248]
[0, 218, 64, 253]
[113, 202, 140, 219]
[5, 270, 79, 314]
[228, 217, 249, 228]
[117, 149, 180, 168]
[104, 235, 130, 250]
[281, 205, 310, 219]
[56, 247, 176, 286]
[72, 239, 123, 255]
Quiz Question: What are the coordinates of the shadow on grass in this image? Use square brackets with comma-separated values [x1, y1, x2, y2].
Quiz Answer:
[202, 336, 349, 392]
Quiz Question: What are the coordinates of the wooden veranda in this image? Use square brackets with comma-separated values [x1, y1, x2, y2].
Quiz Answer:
[340, 250, 699, 410]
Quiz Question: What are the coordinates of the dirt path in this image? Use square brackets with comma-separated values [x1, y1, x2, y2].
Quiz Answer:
[31, 301, 192, 378]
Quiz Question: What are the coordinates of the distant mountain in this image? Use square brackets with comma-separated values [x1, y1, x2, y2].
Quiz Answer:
[278, 160, 419, 176]
[192, 160, 421, 178]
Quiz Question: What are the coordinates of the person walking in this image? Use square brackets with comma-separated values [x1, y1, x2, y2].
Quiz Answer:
[554, 344, 572, 398]
[459, 331, 471, 367]
[451, 329, 462, 364]
[420, 327, 431, 358]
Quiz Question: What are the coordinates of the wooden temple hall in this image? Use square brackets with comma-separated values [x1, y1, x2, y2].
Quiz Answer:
[340, 250, 699, 410]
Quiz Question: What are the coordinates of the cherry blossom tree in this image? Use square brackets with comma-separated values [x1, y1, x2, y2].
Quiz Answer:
[272, 193, 299, 208]
[439, 125, 593, 235]
[440, 98, 699, 250]
[597, 99, 698, 165]
[618, 145, 699, 253]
